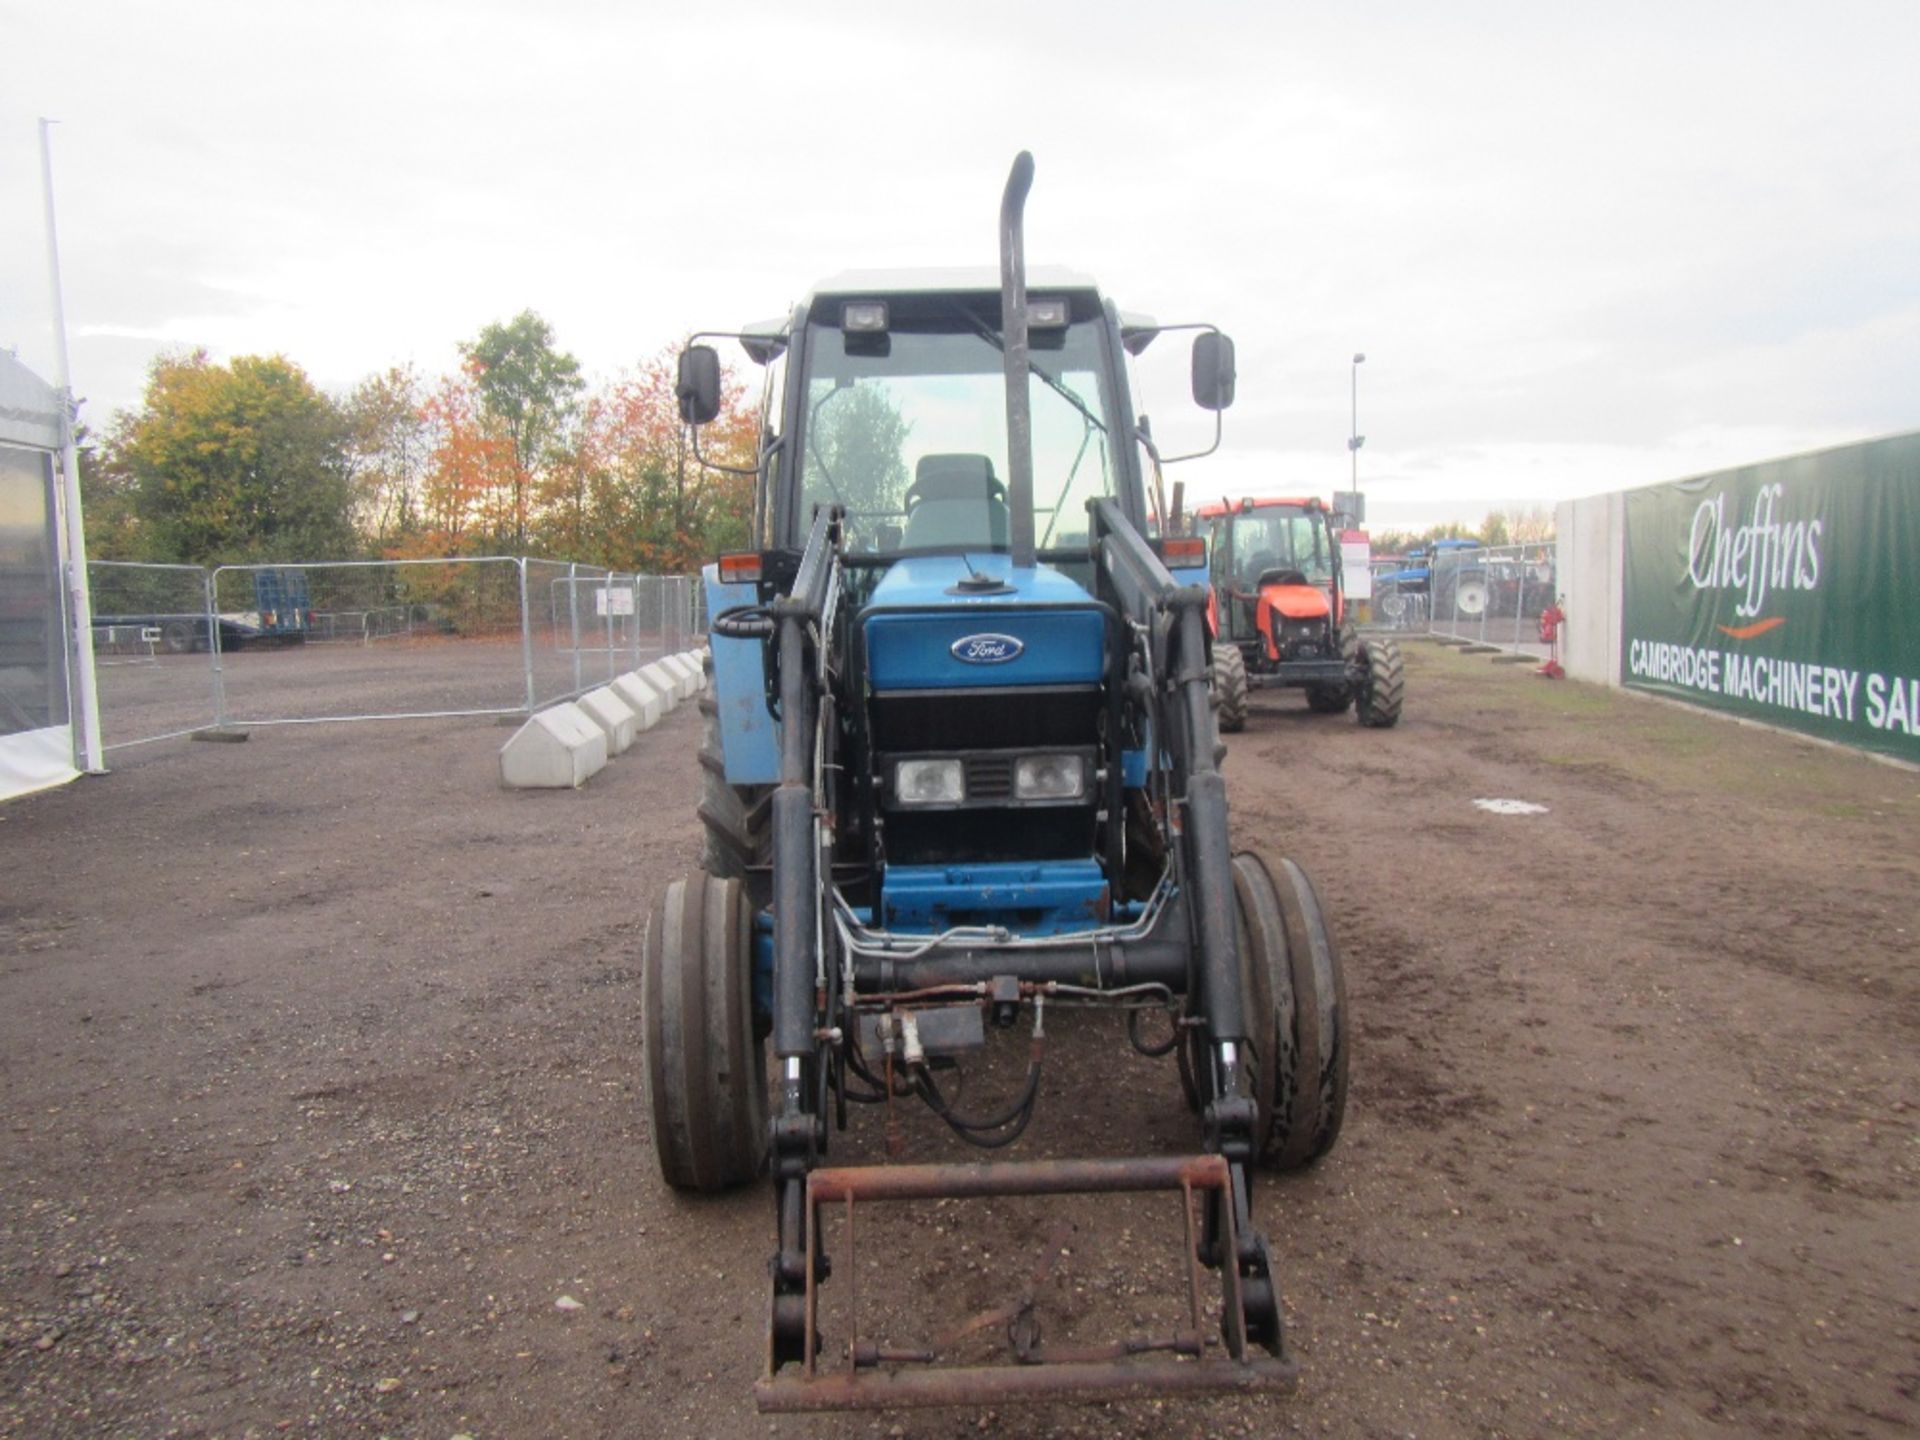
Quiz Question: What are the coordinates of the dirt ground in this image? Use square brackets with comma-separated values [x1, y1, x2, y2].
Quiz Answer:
[2, 641, 1914, 1439]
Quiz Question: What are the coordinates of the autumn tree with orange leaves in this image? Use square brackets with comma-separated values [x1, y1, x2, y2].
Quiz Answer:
[91, 310, 762, 575]
[542, 350, 756, 573]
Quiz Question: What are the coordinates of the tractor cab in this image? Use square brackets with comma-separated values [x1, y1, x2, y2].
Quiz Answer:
[1198, 497, 1343, 659]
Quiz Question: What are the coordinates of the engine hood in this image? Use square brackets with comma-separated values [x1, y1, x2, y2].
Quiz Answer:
[1259, 581, 1333, 622]
[863, 555, 1106, 691]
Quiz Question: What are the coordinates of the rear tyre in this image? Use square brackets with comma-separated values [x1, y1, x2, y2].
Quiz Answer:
[1305, 684, 1351, 714]
[1234, 853, 1349, 1171]
[643, 870, 767, 1191]
[697, 654, 772, 893]
[1307, 626, 1357, 712]
[1354, 636, 1404, 729]
[1451, 578, 1488, 619]
[161, 619, 196, 654]
[1211, 643, 1249, 734]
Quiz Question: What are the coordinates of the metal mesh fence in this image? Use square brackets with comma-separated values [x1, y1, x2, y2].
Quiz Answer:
[210, 558, 531, 725]
[1428, 544, 1557, 656]
[87, 561, 218, 750]
[1365, 561, 1429, 633]
[81, 557, 710, 750]
[1360, 544, 1558, 659]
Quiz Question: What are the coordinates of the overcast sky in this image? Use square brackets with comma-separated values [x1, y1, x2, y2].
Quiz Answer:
[5, 1, 1916, 532]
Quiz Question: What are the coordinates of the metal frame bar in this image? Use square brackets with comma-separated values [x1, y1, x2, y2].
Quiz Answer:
[755, 1154, 1295, 1413]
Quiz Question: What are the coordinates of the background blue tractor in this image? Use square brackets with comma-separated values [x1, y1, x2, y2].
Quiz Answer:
[1374, 537, 1485, 625]
[647, 154, 1350, 1412]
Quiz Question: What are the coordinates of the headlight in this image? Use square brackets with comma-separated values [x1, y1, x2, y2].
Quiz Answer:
[894, 758, 964, 805]
[1014, 754, 1085, 801]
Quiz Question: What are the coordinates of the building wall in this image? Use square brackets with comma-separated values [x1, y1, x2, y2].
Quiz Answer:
[1553, 491, 1623, 687]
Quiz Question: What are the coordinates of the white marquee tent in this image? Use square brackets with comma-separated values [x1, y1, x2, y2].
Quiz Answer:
[0, 350, 78, 800]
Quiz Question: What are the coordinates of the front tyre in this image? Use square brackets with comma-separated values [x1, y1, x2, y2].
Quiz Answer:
[1354, 636, 1404, 729]
[1234, 853, 1349, 1172]
[1211, 643, 1250, 734]
[642, 870, 767, 1192]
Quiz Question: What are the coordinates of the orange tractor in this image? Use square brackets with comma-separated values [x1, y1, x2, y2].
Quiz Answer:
[1189, 496, 1404, 731]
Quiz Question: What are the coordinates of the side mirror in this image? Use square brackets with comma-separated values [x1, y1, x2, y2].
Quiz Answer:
[676, 345, 723, 426]
[1191, 332, 1236, 411]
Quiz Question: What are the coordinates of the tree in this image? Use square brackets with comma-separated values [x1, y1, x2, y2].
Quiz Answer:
[1509, 505, 1555, 544]
[461, 311, 584, 550]
[344, 365, 430, 549]
[394, 370, 516, 560]
[807, 383, 911, 523]
[97, 351, 357, 564]
[551, 350, 758, 573]
[75, 422, 142, 561]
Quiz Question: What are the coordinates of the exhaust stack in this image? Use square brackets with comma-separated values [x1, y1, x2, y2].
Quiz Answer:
[998, 151, 1037, 569]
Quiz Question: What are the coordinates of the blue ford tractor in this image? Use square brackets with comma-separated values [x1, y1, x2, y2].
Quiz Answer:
[648, 154, 1349, 1412]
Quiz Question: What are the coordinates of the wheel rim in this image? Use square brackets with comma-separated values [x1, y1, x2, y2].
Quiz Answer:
[1454, 580, 1487, 618]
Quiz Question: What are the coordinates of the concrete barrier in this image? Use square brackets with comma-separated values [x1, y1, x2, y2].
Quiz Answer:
[643, 657, 693, 703]
[499, 703, 609, 789]
[577, 686, 638, 755]
[663, 650, 705, 695]
[613, 671, 671, 728]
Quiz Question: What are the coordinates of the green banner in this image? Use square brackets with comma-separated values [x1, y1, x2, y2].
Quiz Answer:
[1621, 433, 1920, 760]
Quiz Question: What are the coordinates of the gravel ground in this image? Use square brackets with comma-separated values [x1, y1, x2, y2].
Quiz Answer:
[2, 641, 1914, 1438]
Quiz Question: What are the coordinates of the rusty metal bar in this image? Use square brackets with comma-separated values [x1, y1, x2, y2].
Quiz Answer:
[802, 1186, 819, 1378]
[773, 1154, 1277, 1413]
[805, 1154, 1227, 1204]
[755, 1354, 1300, 1412]
[1218, 1174, 1248, 1363]
[844, 1193, 857, 1373]
[1180, 1179, 1203, 1332]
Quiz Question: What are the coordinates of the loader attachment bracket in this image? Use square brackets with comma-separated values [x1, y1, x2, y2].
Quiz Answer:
[755, 1154, 1296, 1413]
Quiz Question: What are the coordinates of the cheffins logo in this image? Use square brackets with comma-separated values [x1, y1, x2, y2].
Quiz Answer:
[1686, 483, 1823, 638]
[951, 633, 1023, 664]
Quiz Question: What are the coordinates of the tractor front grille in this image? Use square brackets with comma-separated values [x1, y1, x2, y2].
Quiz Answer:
[870, 685, 1102, 752]
[867, 687, 1103, 867]
[1277, 619, 1332, 660]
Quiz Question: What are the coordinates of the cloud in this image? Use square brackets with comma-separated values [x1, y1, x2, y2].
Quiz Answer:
[3, 0, 1915, 524]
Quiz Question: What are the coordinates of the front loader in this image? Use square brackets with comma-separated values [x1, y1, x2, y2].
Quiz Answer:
[645, 152, 1350, 1412]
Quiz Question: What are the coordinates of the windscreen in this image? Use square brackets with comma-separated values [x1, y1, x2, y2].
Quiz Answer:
[1230, 509, 1334, 585]
[795, 296, 1117, 556]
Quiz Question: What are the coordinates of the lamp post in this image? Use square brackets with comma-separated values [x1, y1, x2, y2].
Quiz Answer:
[1347, 352, 1366, 491]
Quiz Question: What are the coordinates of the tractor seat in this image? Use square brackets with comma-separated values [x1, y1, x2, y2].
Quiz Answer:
[902, 453, 1009, 550]
[1259, 568, 1310, 588]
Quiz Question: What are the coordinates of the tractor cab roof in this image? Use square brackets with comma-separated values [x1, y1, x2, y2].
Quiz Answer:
[806, 265, 1101, 300]
[1193, 495, 1327, 520]
[735, 270, 1163, 363]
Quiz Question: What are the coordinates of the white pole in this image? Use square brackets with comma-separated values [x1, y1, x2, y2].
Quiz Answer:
[40, 118, 105, 773]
